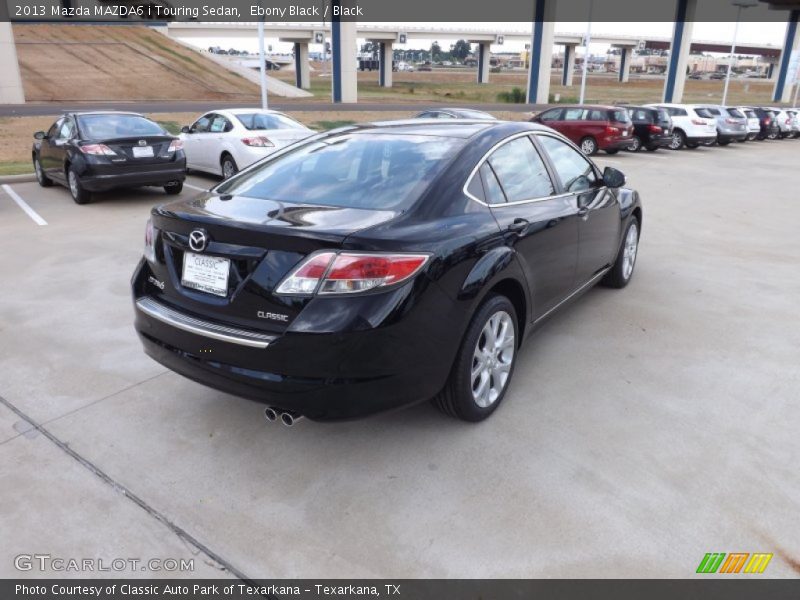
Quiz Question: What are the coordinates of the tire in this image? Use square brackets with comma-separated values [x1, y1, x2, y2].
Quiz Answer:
[33, 156, 52, 187]
[685, 141, 699, 149]
[605, 149, 619, 155]
[164, 181, 183, 195]
[579, 136, 598, 156]
[67, 166, 91, 205]
[645, 144, 659, 152]
[602, 217, 640, 289]
[668, 129, 685, 150]
[627, 135, 642, 152]
[433, 294, 518, 422]
[767, 131, 779, 140]
[717, 138, 730, 146]
[221, 154, 238, 179]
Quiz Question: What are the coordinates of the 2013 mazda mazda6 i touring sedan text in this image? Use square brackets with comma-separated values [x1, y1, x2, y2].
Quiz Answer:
[132, 120, 642, 423]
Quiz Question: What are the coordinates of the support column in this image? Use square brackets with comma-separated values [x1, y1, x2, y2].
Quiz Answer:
[767, 61, 776, 80]
[0, 22, 25, 104]
[773, 10, 799, 103]
[379, 42, 393, 87]
[477, 43, 491, 84]
[331, 3, 357, 103]
[662, 0, 697, 103]
[293, 42, 310, 89]
[619, 47, 632, 83]
[562, 45, 576, 86]
[526, 0, 556, 104]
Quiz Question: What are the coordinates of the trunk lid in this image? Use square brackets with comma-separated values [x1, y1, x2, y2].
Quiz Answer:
[101, 135, 177, 164]
[146, 193, 399, 334]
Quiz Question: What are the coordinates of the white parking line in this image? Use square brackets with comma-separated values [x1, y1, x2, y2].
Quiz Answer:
[184, 183, 210, 192]
[2, 184, 47, 226]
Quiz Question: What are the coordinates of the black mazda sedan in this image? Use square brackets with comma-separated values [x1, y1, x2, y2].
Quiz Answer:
[33, 111, 186, 204]
[132, 120, 642, 423]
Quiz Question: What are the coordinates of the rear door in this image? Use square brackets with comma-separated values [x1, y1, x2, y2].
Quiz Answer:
[477, 134, 579, 318]
[183, 113, 214, 170]
[537, 134, 619, 285]
[561, 107, 587, 144]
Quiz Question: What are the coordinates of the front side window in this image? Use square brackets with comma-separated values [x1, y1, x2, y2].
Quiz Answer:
[538, 109, 563, 122]
[485, 136, 554, 203]
[210, 115, 232, 133]
[215, 133, 464, 211]
[563, 108, 585, 121]
[191, 115, 212, 133]
[47, 119, 64, 139]
[538, 135, 597, 193]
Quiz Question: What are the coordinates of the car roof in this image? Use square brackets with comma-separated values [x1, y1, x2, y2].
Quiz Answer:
[551, 104, 619, 110]
[213, 108, 289, 116]
[329, 119, 545, 139]
[65, 111, 144, 117]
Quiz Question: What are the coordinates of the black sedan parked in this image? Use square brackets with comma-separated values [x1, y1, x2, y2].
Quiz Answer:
[132, 121, 642, 423]
[618, 105, 673, 152]
[32, 111, 186, 204]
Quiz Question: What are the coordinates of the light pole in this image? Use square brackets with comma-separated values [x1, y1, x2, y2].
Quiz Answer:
[579, 0, 594, 105]
[722, 0, 757, 106]
[257, 19, 269, 110]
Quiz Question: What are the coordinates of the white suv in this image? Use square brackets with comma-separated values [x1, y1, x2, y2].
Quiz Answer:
[737, 107, 762, 141]
[768, 107, 796, 139]
[645, 103, 717, 150]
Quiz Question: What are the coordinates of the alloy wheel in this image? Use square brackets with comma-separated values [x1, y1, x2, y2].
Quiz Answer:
[628, 136, 641, 152]
[69, 171, 79, 198]
[222, 159, 237, 179]
[669, 132, 682, 150]
[622, 222, 639, 281]
[35, 160, 43, 183]
[471, 310, 515, 408]
[580, 138, 597, 155]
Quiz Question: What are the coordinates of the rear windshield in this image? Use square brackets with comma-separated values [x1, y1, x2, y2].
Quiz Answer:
[215, 133, 464, 210]
[609, 109, 631, 123]
[694, 108, 714, 118]
[77, 114, 165, 139]
[234, 112, 306, 131]
[744, 109, 756, 118]
[457, 110, 497, 120]
[656, 108, 671, 122]
[726, 108, 744, 118]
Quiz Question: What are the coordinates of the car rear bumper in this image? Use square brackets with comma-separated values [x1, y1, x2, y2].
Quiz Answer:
[80, 166, 186, 191]
[718, 132, 748, 142]
[600, 137, 635, 150]
[687, 135, 717, 145]
[131, 261, 465, 421]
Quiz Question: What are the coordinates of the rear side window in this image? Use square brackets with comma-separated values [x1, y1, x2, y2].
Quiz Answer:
[478, 163, 506, 205]
[585, 109, 606, 121]
[694, 108, 713, 119]
[610, 109, 631, 123]
[667, 107, 687, 117]
[486, 137, 554, 203]
[656, 109, 671, 122]
[538, 135, 597, 193]
[563, 108, 584, 121]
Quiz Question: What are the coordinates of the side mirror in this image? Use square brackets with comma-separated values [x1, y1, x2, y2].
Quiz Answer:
[34, 131, 46, 140]
[180, 125, 191, 134]
[603, 166, 626, 188]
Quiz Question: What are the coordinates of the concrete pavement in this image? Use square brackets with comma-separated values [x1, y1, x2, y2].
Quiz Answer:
[0, 141, 798, 578]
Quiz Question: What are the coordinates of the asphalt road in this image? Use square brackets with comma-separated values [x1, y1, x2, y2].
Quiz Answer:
[0, 139, 798, 578]
[0, 101, 542, 117]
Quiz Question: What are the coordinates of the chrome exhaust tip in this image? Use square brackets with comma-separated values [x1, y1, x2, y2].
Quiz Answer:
[264, 407, 278, 423]
[280, 411, 303, 427]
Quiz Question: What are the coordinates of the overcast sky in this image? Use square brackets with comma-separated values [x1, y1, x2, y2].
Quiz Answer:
[180, 20, 790, 55]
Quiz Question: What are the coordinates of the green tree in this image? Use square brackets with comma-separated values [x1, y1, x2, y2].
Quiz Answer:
[451, 39, 472, 62]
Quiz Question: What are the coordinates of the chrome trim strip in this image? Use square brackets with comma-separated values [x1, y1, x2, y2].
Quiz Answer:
[135, 297, 276, 349]
[533, 267, 611, 325]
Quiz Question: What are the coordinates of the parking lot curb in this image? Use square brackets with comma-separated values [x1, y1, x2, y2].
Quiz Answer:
[0, 173, 36, 184]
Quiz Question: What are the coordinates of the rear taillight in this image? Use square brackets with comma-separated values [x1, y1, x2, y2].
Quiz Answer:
[144, 218, 157, 263]
[648, 125, 662, 133]
[765, 118, 772, 125]
[167, 139, 183, 152]
[276, 252, 430, 295]
[605, 126, 620, 135]
[691, 119, 707, 126]
[80, 143, 116, 156]
[241, 136, 274, 147]
[725, 118, 738, 125]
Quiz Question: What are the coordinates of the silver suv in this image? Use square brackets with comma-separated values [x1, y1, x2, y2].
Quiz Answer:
[701, 105, 748, 145]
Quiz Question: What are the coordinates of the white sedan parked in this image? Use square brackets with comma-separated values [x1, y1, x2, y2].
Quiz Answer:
[179, 109, 314, 178]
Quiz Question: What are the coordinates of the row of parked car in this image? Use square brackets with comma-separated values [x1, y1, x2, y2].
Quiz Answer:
[529, 103, 800, 155]
[30, 103, 799, 204]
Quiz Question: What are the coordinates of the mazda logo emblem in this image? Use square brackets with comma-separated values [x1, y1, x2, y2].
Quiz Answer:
[188, 229, 208, 252]
[138, 140, 147, 146]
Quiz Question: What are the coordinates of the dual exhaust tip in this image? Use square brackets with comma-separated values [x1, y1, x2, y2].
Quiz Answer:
[264, 407, 303, 427]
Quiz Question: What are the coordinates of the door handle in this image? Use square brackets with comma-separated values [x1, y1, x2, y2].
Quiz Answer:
[507, 218, 529, 234]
